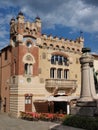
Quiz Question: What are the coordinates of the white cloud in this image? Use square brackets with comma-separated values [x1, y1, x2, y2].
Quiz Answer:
[0, 0, 98, 32]
[0, 0, 98, 49]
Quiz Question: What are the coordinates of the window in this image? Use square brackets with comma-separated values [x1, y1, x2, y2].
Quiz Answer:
[23, 53, 35, 76]
[57, 69, 62, 79]
[51, 55, 68, 66]
[64, 57, 68, 65]
[64, 69, 69, 79]
[24, 63, 33, 75]
[25, 96, 32, 104]
[50, 68, 55, 78]
[51, 55, 56, 64]
[58, 56, 63, 65]
[26, 41, 32, 48]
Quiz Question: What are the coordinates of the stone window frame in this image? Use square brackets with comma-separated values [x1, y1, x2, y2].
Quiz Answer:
[64, 69, 69, 79]
[51, 55, 68, 66]
[50, 68, 56, 78]
[50, 68, 69, 79]
[23, 53, 35, 76]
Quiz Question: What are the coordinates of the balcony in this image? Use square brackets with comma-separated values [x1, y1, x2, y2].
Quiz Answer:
[45, 79, 77, 89]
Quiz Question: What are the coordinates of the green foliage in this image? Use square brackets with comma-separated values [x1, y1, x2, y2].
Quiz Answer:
[63, 115, 98, 130]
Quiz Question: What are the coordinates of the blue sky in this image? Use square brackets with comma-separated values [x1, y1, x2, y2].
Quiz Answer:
[0, 0, 98, 53]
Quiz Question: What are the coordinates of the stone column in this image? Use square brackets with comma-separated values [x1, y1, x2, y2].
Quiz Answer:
[78, 49, 94, 102]
[71, 48, 96, 116]
[77, 48, 96, 106]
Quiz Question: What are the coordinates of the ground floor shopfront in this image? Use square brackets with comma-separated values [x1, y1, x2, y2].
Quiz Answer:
[25, 95, 78, 115]
[0, 92, 78, 117]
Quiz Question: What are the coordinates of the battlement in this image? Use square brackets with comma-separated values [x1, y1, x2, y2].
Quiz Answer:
[10, 12, 84, 53]
[10, 12, 42, 40]
[41, 34, 84, 49]
[42, 34, 84, 44]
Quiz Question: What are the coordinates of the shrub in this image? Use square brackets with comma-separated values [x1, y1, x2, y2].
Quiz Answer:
[63, 115, 98, 130]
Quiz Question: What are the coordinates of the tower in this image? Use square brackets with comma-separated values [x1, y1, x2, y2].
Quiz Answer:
[9, 12, 42, 117]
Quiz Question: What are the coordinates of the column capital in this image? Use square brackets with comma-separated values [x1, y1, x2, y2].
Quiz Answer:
[80, 54, 94, 65]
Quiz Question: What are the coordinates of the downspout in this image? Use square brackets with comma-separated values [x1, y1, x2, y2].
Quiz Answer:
[0, 52, 2, 110]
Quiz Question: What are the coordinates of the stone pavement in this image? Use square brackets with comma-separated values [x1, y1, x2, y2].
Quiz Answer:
[50, 124, 84, 130]
[0, 113, 84, 130]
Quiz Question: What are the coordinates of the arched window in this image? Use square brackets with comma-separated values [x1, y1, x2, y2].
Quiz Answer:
[25, 63, 28, 74]
[64, 57, 68, 65]
[51, 55, 56, 64]
[51, 55, 68, 66]
[26, 41, 32, 48]
[23, 53, 35, 76]
[24, 63, 33, 75]
[64, 69, 69, 79]
[57, 69, 62, 79]
[58, 56, 63, 65]
[50, 68, 56, 78]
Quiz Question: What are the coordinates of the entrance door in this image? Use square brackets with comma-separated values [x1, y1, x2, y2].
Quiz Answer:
[54, 101, 67, 114]
[25, 96, 32, 112]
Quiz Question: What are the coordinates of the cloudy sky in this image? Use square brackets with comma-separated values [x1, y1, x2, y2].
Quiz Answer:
[0, 0, 98, 53]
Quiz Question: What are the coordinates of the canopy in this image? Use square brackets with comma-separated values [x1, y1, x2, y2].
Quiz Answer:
[34, 95, 79, 102]
[46, 95, 79, 102]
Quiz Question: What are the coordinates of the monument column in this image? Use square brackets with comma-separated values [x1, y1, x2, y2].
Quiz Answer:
[78, 48, 94, 103]
[71, 48, 96, 116]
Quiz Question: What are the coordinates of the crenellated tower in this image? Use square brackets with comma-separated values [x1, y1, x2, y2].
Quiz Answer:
[10, 12, 42, 47]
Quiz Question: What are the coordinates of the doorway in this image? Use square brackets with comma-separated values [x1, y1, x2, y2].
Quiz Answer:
[54, 101, 67, 114]
[25, 95, 32, 112]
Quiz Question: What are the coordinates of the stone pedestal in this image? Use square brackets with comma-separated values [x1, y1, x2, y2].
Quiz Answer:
[71, 48, 97, 116]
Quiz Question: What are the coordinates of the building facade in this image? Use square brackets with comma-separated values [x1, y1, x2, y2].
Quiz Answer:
[0, 12, 84, 117]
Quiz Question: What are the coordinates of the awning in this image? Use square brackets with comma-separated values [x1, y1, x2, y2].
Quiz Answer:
[34, 95, 79, 102]
[46, 95, 79, 102]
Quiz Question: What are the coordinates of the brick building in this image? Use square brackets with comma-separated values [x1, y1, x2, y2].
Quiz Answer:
[0, 12, 84, 117]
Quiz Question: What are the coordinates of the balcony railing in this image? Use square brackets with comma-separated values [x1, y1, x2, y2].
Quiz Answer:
[45, 79, 77, 89]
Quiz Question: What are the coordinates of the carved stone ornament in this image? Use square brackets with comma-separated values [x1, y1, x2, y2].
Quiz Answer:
[10, 23, 17, 34]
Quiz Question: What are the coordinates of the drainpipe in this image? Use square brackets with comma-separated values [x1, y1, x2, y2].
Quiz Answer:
[0, 52, 2, 110]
